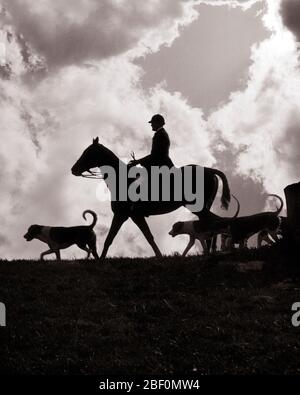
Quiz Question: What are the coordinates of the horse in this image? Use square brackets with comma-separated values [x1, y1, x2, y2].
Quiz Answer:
[71, 137, 231, 259]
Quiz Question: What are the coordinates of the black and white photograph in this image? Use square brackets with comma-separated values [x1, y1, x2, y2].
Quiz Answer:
[1, 0, 300, 384]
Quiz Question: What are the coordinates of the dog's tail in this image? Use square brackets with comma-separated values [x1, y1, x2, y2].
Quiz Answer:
[231, 195, 240, 218]
[267, 194, 284, 216]
[83, 210, 98, 228]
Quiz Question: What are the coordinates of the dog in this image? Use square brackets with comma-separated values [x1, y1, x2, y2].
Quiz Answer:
[223, 194, 284, 251]
[257, 216, 287, 248]
[24, 210, 99, 260]
[169, 195, 240, 256]
[196, 195, 240, 254]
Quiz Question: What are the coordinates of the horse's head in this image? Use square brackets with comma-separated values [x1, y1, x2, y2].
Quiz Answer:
[71, 137, 102, 177]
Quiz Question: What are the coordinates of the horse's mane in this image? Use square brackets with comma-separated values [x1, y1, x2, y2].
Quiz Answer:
[99, 144, 123, 165]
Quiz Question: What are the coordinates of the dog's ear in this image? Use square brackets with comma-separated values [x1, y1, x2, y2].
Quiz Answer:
[174, 222, 183, 232]
[24, 225, 41, 241]
[93, 137, 99, 145]
[30, 225, 41, 236]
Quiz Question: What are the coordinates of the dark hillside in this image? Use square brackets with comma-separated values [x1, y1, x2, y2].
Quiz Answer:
[0, 252, 300, 374]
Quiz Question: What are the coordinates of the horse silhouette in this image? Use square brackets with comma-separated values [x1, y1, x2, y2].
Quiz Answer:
[71, 138, 231, 259]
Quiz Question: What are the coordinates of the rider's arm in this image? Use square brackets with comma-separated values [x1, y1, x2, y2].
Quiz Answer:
[138, 155, 151, 167]
[128, 155, 150, 168]
[132, 131, 169, 167]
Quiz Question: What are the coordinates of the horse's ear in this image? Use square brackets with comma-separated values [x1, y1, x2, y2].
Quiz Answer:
[93, 137, 99, 145]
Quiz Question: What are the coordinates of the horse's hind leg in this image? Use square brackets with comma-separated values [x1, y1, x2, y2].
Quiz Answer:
[192, 175, 218, 218]
[131, 216, 162, 258]
[205, 175, 218, 211]
[101, 214, 128, 259]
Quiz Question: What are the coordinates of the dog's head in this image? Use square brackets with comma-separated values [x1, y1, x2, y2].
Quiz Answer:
[169, 222, 184, 237]
[24, 225, 42, 241]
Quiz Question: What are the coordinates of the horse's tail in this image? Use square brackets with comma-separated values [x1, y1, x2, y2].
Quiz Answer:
[231, 195, 240, 218]
[267, 194, 284, 216]
[83, 210, 98, 229]
[206, 168, 231, 210]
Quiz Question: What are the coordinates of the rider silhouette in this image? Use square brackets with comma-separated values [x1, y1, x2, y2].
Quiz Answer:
[129, 114, 174, 171]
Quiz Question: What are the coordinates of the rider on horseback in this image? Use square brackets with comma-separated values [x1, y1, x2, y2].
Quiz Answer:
[71, 125, 231, 258]
[129, 114, 174, 171]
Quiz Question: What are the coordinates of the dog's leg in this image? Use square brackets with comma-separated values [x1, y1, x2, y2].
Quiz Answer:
[225, 235, 234, 252]
[257, 231, 273, 248]
[85, 248, 93, 259]
[199, 237, 210, 255]
[205, 237, 213, 254]
[239, 238, 248, 249]
[182, 237, 195, 257]
[268, 230, 280, 243]
[55, 250, 61, 261]
[40, 249, 55, 261]
[87, 239, 100, 260]
[77, 243, 91, 259]
[221, 234, 228, 251]
[257, 231, 264, 248]
[211, 235, 217, 254]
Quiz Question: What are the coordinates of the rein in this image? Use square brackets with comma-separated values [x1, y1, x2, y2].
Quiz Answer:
[81, 152, 134, 180]
[80, 149, 134, 181]
[81, 169, 105, 180]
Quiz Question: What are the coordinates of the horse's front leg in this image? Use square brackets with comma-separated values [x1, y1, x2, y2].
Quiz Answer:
[101, 214, 128, 259]
[131, 216, 162, 258]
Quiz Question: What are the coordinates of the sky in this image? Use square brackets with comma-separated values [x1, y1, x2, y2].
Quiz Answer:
[0, 0, 300, 259]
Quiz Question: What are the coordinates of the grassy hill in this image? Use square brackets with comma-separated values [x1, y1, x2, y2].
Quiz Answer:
[0, 249, 300, 375]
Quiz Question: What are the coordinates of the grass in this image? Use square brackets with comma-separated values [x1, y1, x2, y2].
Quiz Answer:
[0, 247, 300, 375]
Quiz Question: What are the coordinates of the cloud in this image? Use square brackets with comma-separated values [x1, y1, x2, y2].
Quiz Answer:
[201, 0, 262, 10]
[0, 233, 9, 247]
[0, 10, 46, 78]
[2, 0, 201, 68]
[2, 0, 262, 69]
[209, 0, 300, 204]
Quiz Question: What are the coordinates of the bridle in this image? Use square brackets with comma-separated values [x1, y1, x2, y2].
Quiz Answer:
[81, 151, 136, 180]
